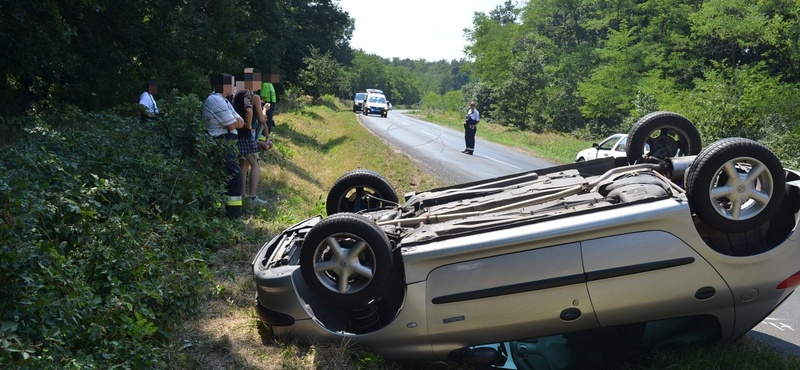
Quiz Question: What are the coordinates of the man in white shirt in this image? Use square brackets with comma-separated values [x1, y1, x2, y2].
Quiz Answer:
[203, 73, 244, 218]
[139, 80, 159, 122]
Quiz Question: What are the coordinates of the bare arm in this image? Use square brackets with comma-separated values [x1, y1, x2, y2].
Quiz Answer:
[226, 115, 244, 131]
[139, 104, 154, 117]
[252, 95, 267, 125]
[245, 108, 253, 129]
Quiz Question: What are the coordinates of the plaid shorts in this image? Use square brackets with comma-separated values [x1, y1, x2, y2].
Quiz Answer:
[237, 135, 258, 155]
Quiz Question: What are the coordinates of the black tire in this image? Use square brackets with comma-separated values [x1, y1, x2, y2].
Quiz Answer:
[626, 111, 702, 165]
[299, 213, 393, 307]
[685, 138, 785, 233]
[576, 157, 585, 162]
[326, 169, 399, 215]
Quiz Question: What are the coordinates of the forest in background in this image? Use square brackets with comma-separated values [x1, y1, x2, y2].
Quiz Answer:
[4, 0, 799, 151]
[461, 0, 799, 168]
[0, 0, 469, 121]
[0, 0, 356, 117]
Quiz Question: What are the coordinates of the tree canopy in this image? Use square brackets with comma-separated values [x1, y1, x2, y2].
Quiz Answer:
[0, 0, 354, 118]
[461, 0, 800, 167]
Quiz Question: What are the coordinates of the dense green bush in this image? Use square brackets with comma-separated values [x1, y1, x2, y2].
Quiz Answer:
[0, 95, 238, 368]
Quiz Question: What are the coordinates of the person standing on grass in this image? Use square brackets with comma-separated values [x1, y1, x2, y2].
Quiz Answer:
[231, 69, 267, 204]
[462, 101, 480, 155]
[261, 80, 277, 133]
[203, 73, 244, 218]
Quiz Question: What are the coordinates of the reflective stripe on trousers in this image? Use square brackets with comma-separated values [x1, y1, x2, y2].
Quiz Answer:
[228, 196, 243, 207]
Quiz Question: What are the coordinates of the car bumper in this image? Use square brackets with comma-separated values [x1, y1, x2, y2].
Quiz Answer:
[367, 107, 388, 114]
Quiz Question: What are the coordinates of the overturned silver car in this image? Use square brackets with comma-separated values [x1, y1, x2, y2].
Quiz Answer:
[253, 112, 800, 369]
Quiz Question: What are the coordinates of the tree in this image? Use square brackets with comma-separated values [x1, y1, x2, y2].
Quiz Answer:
[298, 46, 348, 99]
[464, 9, 519, 87]
[489, 0, 518, 25]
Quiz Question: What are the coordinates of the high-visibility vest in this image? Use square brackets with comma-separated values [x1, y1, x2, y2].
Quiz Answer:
[261, 83, 276, 103]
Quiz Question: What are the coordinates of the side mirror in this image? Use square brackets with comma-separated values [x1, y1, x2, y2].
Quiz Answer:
[592, 143, 599, 149]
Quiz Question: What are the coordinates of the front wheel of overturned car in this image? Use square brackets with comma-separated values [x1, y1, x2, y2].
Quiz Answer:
[326, 169, 399, 215]
[299, 213, 393, 307]
[627, 111, 702, 164]
[685, 138, 785, 233]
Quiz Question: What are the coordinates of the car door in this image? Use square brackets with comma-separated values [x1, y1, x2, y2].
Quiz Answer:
[582, 231, 734, 331]
[425, 242, 600, 354]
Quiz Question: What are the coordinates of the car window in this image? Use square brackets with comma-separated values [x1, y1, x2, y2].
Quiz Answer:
[598, 137, 618, 150]
[369, 96, 386, 103]
[616, 136, 627, 152]
[478, 315, 721, 369]
[355, 93, 366, 100]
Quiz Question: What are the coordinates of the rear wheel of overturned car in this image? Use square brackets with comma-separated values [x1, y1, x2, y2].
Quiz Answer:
[685, 138, 785, 233]
[627, 111, 702, 164]
[299, 213, 393, 307]
[326, 169, 399, 215]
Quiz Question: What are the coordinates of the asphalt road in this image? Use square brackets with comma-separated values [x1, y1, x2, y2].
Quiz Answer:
[355, 109, 800, 357]
[357, 110, 556, 185]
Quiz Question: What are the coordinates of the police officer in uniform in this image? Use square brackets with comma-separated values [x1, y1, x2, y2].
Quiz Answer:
[462, 102, 480, 155]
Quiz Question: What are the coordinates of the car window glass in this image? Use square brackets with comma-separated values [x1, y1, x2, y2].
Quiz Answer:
[616, 137, 627, 152]
[475, 315, 721, 369]
[598, 137, 617, 150]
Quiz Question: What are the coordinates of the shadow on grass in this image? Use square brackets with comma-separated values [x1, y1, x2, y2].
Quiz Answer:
[258, 123, 347, 193]
[277, 118, 348, 154]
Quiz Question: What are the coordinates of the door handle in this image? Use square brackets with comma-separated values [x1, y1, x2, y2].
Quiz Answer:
[560, 308, 582, 321]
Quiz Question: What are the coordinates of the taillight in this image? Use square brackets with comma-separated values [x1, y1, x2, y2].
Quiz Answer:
[776, 270, 800, 289]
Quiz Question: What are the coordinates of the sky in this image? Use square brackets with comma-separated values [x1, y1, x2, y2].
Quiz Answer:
[337, 0, 510, 61]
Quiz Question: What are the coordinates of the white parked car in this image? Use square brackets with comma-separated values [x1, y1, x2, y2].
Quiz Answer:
[575, 134, 630, 162]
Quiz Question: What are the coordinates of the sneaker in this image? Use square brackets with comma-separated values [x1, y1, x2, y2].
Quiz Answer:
[248, 196, 268, 205]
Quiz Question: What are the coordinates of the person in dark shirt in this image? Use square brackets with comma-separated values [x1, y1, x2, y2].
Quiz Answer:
[462, 101, 481, 155]
[230, 70, 267, 205]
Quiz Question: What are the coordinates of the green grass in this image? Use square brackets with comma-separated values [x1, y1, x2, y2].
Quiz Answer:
[619, 338, 800, 370]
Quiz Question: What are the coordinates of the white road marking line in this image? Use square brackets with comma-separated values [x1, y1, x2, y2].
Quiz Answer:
[768, 322, 785, 331]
